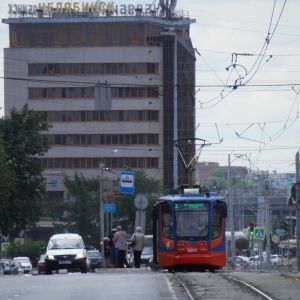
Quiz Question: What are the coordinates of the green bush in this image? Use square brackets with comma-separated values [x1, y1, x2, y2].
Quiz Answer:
[6, 238, 46, 267]
[236, 237, 249, 251]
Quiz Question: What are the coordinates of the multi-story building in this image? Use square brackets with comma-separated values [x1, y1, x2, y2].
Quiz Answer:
[2, 2, 196, 218]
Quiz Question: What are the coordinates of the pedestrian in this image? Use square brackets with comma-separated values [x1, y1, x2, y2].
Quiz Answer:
[113, 225, 127, 268]
[130, 227, 146, 268]
[108, 228, 117, 266]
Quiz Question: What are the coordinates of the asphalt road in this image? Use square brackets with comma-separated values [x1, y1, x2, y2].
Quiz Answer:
[1, 268, 300, 300]
[0, 269, 191, 300]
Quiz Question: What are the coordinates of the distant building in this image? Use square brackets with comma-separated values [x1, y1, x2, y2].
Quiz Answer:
[2, 2, 197, 220]
[196, 162, 248, 185]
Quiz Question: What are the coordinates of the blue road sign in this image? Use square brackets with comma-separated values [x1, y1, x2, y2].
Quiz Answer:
[2, 242, 10, 252]
[104, 203, 116, 213]
[253, 227, 266, 240]
[120, 171, 135, 194]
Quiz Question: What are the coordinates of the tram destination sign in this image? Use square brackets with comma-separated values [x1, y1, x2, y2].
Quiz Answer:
[175, 203, 207, 210]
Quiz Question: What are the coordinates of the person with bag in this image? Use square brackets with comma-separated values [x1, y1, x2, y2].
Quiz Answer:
[130, 227, 146, 268]
[112, 225, 132, 268]
[113, 226, 127, 268]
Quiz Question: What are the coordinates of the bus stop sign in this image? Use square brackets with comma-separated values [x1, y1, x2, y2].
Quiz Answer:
[120, 171, 135, 194]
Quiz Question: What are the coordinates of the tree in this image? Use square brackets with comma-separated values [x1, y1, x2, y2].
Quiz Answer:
[6, 238, 46, 267]
[52, 168, 164, 246]
[0, 139, 16, 230]
[0, 104, 51, 233]
[236, 237, 249, 251]
[52, 172, 100, 246]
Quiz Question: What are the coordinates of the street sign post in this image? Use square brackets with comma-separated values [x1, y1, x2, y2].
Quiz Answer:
[1, 242, 10, 252]
[134, 194, 148, 210]
[272, 235, 278, 243]
[253, 227, 266, 240]
[104, 203, 116, 213]
[120, 171, 135, 194]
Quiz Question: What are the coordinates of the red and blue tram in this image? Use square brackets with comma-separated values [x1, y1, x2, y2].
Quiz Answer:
[152, 185, 227, 272]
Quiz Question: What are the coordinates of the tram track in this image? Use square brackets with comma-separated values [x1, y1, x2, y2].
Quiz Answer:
[171, 272, 278, 300]
[221, 274, 274, 300]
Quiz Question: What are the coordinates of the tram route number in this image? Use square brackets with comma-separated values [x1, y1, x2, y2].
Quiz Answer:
[187, 248, 198, 253]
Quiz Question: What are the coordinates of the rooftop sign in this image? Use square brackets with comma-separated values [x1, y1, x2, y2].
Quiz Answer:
[8, 2, 159, 16]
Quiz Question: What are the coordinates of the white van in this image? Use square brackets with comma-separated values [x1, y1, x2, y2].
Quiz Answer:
[44, 233, 87, 274]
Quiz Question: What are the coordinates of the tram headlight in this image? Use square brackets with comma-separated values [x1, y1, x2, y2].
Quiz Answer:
[200, 242, 208, 249]
[177, 242, 185, 248]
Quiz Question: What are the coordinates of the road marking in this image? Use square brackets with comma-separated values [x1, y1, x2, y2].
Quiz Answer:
[164, 275, 178, 300]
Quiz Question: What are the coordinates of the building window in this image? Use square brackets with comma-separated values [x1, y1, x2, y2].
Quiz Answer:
[35, 110, 159, 122]
[146, 36, 160, 46]
[10, 23, 165, 48]
[29, 86, 157, 99]
[28, 63, 159, 76]
[46, 133, 159, 146]
[28, 87, 94, 99]
[40, 157, 158, 169]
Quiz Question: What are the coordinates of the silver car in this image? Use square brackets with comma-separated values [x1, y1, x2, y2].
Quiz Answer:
[13, 257, 32, 274]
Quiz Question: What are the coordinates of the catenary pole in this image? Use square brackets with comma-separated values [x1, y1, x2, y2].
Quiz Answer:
[296, 151, 300, 272]
[100, 159, 105, 268]
[228, 154, 235, 269]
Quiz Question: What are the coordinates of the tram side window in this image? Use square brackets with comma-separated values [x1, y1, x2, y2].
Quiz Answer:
[162, 206, 173, 239]
[211, 206, 222, 239]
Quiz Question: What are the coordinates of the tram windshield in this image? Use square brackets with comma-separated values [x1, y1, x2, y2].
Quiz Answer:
[175, 202, 209, 240]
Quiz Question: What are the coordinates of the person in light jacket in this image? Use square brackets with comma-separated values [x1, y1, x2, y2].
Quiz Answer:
[130, 227, 146, 268]
[113, 225, 127, 268]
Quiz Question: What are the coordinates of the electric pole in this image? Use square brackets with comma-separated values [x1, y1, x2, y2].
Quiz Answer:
[296, 151, 300, 272]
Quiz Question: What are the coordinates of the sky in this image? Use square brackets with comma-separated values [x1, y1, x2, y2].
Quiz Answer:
[0, 0, 299, 175]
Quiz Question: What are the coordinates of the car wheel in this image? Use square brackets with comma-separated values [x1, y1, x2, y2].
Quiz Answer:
[81, 266, 87, 273]
[45, 268, 52, 275]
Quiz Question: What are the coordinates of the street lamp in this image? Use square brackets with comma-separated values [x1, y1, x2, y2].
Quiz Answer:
[100, 149, 117, 268]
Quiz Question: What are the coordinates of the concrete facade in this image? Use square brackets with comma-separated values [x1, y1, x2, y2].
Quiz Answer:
[2, 5, 196, 215]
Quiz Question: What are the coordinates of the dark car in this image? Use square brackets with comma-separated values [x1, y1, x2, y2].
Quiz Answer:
[86, 250, 101, 272]
[37, 254, 46, 274]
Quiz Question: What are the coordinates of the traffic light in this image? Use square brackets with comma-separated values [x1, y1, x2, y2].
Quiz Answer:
[283, 222, 289, 237]
[250, 222, 254, 236]
[288, 184, 296, 205]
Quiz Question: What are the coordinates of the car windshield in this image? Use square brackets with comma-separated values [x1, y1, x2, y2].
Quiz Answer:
[145, 238, 152, 247]
[142, 247, 153, 255]
[48, 239, 83, 250]
[87, 252, 101, 258]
